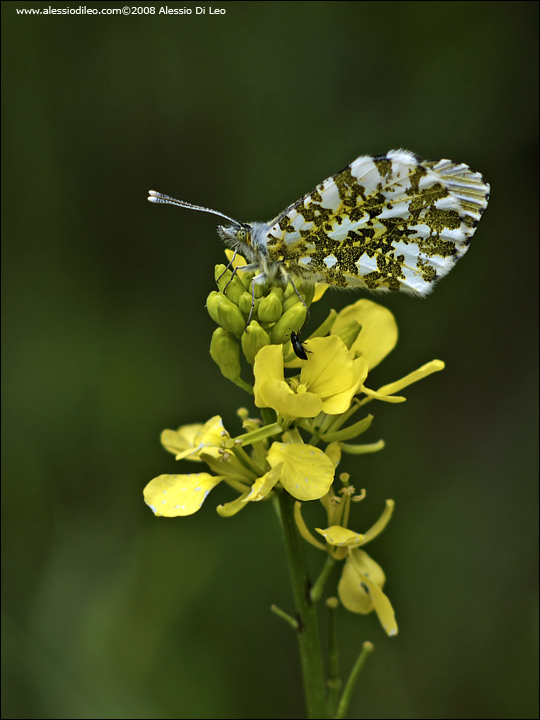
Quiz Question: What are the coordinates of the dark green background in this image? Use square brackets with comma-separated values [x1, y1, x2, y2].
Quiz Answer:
[2, 1, 538, 718]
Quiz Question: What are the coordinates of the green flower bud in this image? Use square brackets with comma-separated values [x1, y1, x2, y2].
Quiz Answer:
[214, 264, 230, 290]
[214, 265, 246, 306]
[238, 269, 254, 291]
[282, 282, 315, 313]
[258, 291, 283, 323]
[253, 280, 267, 299]
[296, 281, 316, 307]
[270, 302, 307, 344]
[281, 289, 302, 314]
[206, 291, 246, 337]
[238, 291, 259, 318]
[210, 328, 242, 380]
[269, 286, 284, 303]
[241, 320, 270, 364]
[332, 320, 362, 350]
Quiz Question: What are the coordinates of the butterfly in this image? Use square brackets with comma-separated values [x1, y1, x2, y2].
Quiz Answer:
[148, 149, 489, 307]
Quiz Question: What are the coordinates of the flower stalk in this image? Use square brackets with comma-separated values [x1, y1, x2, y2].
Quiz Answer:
[277, 490, 329, 719]
[143, 250, 447, 718]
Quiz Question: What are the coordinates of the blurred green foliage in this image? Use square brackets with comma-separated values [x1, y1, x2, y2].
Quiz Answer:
[2, 2, 538, 718]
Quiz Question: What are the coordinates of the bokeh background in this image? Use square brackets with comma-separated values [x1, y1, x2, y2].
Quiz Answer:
[2, 2, 538, 718]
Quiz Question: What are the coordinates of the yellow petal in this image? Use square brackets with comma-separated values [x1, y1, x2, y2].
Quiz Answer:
[216, 489, 252, 517]
[338, 552, 378, 614]
[161, 423, 204, 460]
[325, 443, 342, 467]
[300, 336, 354, 398]
[253, 345, 286, 407]
[244, 463, 282, 502]
[259, 379, 323, 418]
[361, 499, 395, 544]
[360, 384, 406, 403]
[197, 415, 228, 447]
[334, 299, 398, 369]
[294, 501, 327, 550]
[339, 548, 398, 635]
[315, 525, 366, 546]
[320, 356, 369, 414]
[376, 360, 445, 396]
[312, 283, 329, 303]
[144, 473, 222, 517]
[267, 442, 335, 501]
[224, 249, 248, 273]
[164, 415, 227, 460]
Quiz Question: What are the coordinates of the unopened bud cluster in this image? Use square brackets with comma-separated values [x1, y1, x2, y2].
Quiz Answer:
[207, 263, 315, 378]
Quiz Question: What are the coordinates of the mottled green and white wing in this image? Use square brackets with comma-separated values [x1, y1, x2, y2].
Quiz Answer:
[264, 149, 490, 294]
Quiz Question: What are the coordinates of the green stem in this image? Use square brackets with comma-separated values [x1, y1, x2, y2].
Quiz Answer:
[270, 604, 299, 630]
[277, 491, 329, 719]
[310, 554, 337, 602]
[334, 642, 374, 719]
[231, 376, 254, 394]
[235, 422, 282, 447]
[326, 599, 342, 718]
[231, 445, 265, 478]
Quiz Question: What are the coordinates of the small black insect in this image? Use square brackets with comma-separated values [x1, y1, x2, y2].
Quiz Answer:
[290, 330, 310, 360]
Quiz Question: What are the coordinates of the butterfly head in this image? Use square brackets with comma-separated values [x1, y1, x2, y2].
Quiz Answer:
[217, 222, 253, 251]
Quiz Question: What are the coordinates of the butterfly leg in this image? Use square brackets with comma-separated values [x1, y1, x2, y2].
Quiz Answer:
[245, 272, 269, 330]
[245, 277, 257, 329]
[216, 249, 238, 283]
[221, 262, 258, 297]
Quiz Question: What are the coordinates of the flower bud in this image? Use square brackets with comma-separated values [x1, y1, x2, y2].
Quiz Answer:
[269, 286, 284, 303]
[214, 265, 246, 306]
[297, 281, 316, 307]
[281, 289, 302, 314]
[238, 269, 254, 291]
[270, 302, 308, 344]
[241, 320, 270, 364]
[332, 320, 362, 350]
[209, 328, 242, 380]
[206, 291, 246, 337]
[214, 264, 230, 290]
[238, 291, 259, 318]
[257, 290, 283, 323]
[253, 280, 267, 299]
[282, 282, 315, 313]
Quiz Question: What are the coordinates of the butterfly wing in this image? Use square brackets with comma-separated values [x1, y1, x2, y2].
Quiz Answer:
[264, 149, 490, 294]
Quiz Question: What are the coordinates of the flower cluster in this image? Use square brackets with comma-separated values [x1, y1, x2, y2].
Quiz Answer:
[144, 251, 444, 633]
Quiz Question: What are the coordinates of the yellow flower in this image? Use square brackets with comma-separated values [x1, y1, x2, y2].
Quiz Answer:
[315, 499, 398, 636]
[254, 335, 369, 418]
[338, 549, 397, 636]
[144, 415, 251, 517]
[144, 416, 336, 517]
[253, 299, 444, 422]
[295, 490, 397, 636]
[160, 415, 226, 461]
[216, 440, 336, 514]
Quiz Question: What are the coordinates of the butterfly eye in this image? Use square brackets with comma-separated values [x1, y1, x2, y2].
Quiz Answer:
[236, 227, 250, 245]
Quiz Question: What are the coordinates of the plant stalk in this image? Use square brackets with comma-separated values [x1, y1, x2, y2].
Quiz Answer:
[277, 491, 328, 719]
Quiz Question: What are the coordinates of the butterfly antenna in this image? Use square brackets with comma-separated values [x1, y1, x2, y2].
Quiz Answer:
[147, 190, 240, 226]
